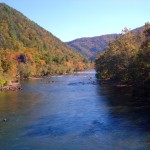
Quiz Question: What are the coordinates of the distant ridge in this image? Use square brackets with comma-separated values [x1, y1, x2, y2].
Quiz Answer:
[67, 34, 119, 60]
[67, 26, 144, 60]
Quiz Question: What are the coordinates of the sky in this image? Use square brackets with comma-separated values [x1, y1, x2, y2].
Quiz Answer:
[0, 0, 150, 42]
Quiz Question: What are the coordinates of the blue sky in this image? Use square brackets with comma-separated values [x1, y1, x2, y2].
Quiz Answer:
[0, 0, 150, 42]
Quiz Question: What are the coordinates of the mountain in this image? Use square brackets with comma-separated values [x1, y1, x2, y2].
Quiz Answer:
[66, 26, 145, 61]
[67, 34, 119, 60]
[131, 26, 144, 33]
[0, 3, 91, 87]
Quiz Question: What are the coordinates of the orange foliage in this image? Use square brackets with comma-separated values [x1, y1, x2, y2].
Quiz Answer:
[39, 60, 46, 65]
[77, 61, 84, 70]
[66, 61, 73, 67]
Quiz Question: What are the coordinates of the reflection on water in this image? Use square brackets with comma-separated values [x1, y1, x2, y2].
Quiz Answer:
[0, 70, 150, 150]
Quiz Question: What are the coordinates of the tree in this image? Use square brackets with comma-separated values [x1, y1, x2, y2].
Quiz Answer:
[95, 24, 150, 86]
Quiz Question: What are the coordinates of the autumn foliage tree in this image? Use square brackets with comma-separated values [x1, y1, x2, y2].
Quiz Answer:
[95, 23, 150, 86]
[0, 3, 92, 87]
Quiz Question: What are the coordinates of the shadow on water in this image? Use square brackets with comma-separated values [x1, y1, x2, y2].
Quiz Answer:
[96, 82, 150, 133]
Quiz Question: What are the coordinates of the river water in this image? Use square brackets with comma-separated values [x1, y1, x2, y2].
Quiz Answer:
[0, 70, 150, 150]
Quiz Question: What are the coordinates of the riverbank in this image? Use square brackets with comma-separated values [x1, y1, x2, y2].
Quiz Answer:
[0, 82, 21, 91]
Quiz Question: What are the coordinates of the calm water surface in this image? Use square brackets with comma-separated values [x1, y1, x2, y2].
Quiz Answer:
[0, 70, 150, 150]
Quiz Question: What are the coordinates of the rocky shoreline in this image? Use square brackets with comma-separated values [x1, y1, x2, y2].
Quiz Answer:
[0, 82, 22, 91]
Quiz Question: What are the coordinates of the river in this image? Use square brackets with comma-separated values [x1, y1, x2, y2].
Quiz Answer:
[0, 70, 150, 150]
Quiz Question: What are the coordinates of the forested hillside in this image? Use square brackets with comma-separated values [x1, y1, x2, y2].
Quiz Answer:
[95, 24, 150, 88]
[67, 34, 119, 60]
[0, 3, 91, 87]
[67, 27, 145, 61]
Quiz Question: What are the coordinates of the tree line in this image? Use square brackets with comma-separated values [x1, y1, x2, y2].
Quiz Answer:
[95, 23, 150, 87]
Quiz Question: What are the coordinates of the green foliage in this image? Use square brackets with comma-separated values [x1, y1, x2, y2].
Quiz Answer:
[0, 75, 6, 87]
[0, 73, 11, 87]
[18, 63, 31, 78]
[95, 24, 150, 86]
